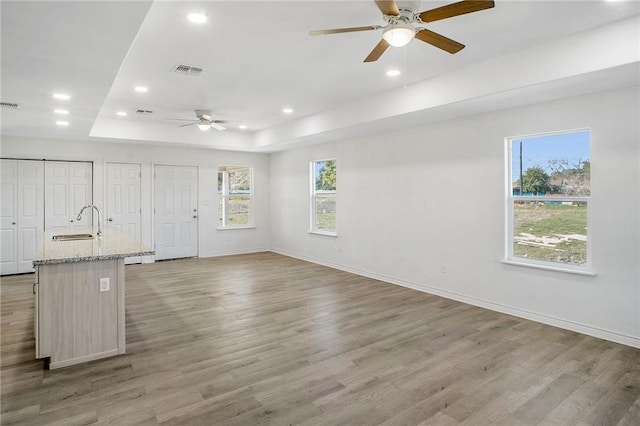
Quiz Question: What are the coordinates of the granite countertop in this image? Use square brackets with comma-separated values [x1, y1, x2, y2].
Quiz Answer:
[34, 227, 154, 265]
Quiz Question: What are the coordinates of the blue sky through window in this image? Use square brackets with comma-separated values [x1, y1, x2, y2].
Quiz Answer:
[511, 130, 590, 183]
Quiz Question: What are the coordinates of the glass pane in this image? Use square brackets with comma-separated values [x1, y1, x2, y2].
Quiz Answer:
[513, 201, 588, 265]
[217, 172, 223, 193]
[511, 131, 590, 196]
[227, 195, 251, 225]
[314, 160, 336, 191]
[315, 195, 336, 231]
[229, 168, 251, 194]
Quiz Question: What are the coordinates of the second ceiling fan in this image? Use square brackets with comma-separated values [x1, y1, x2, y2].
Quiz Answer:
[168, 109, 227, 131]
[310, 0, 495, 62]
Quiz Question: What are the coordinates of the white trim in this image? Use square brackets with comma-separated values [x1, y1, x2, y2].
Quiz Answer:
[217, 165, 254, 228]
[501, 259, 596, 276]
[199, 247, 270, 258]
[216, 225, 256, 231]
[308, 230, 337, 237]
[506, 130, 592, 270]
[270, 248, 638, 349]
[310, 159, 337, 234]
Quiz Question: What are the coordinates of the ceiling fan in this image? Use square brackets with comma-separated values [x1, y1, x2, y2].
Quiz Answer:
[309, 0, 495, 62]
[168, 109, 227, 131]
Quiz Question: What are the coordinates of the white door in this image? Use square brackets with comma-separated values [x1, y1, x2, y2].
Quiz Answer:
[44, 161, 92, 234]
[0, 160, 18, 275]
[17, 161, 44, 273]
[68, 162, 93, 234]
[154, 165, 198, 260]
[106, 163, 142, 264]
[1, 160, 45, 275]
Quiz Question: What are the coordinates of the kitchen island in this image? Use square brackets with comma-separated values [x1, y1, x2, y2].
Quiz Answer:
[33, 228, 154, 369]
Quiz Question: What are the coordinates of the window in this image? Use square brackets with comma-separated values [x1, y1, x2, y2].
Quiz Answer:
[218, 166, 253, 228]
[311, 159, 336, 234]
[506, 130, 591, 273]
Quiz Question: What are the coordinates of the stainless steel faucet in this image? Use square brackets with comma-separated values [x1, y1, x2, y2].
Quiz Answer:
[77, 205, 102, 238]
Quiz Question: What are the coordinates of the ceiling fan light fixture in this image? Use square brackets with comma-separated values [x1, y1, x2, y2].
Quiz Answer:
[197, 121, 211, 131]
[382, 24, 415, 47]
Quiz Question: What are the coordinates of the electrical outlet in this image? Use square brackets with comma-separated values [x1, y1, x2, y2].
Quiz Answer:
[100, 277, 110, 292]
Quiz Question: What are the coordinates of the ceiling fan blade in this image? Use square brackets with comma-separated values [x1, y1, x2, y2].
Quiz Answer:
[364, 39, 390, 62]
[374, 0, 400, 16]
[415, 29, 465, 53]
[419, 0, 495, 23]
[310, 25, 381, 36]
[166, 118, 196, 122]
[177, 122, 197, 128]
[210, 122, 226, 131]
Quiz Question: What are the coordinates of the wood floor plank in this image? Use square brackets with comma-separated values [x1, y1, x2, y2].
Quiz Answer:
[1, 252, 639, 425]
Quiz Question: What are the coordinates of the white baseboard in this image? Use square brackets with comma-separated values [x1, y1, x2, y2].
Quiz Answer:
[199, 247, 271, 258]
[270, 248, 640, 349]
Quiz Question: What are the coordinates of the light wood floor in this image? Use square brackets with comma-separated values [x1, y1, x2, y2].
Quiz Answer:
[1, 252, 639, 425]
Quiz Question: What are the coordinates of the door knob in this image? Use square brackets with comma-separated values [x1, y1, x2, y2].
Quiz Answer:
[193, 208, 197, 212]
[11, 222, 16, 225]
[70, 219, 74, 223]
[193, 215, 198, 219]
[108, 218, 113, 222]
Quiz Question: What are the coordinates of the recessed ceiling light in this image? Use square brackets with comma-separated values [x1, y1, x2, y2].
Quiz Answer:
[53, 93, 70, 101]
[239, 124, 248, 130]
[187, 12, 207, 23]
[55, 120, 69, 126]
[134, 86, 148, 93]
[283, 108, 293, 114]
[54, 109, 69, 114]
[386, 70, 401, 77]
[116, 111, 127, 116]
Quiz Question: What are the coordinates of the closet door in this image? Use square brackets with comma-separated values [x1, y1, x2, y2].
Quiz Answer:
[0, 160, 18, 275]
[68, 162, 93, 233]
[1, 159, 45, 275]
[17, 161, 44, 273]
[106, 163, 142, 264]
[45, 161, 92, 234]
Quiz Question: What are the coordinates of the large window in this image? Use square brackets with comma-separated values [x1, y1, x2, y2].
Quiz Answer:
[218, 166, 253, 228]
[506, 130, 591, 272]
[311, 159, 336, 234]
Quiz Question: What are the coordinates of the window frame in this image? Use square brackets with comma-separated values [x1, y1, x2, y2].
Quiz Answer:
[217, 165, 254, 230]
[310, 159, 337, 237]
[504, 129, 594, 275]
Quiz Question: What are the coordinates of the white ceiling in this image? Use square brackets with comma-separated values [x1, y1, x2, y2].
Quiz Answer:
[1, 1, 639, 152]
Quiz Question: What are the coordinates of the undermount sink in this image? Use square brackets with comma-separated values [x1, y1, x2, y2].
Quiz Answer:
[52, 233, 94, 241]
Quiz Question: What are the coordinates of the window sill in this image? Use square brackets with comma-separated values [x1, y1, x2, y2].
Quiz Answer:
[309, 230, 337, 238]
[501, 259, 596, 276]
[216, 225, 256, 231]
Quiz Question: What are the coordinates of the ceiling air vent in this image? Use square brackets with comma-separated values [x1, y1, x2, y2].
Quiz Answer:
[172, 64, 204, 77]
[1, 102, 23, 110]
[135, 109, 153, 115]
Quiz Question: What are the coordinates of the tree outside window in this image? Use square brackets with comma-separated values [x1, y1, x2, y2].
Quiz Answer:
[311, 160, 336, 234]
[508, 130, 591, 270]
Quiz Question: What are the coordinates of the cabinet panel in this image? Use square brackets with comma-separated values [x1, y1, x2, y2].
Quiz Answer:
[37, 259, 123, 369]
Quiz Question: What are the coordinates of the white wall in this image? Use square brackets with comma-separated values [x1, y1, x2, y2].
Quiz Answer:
[269, 86, 640, 348]
[0, 138, 271, 259]
[2, 87, 637, 348]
